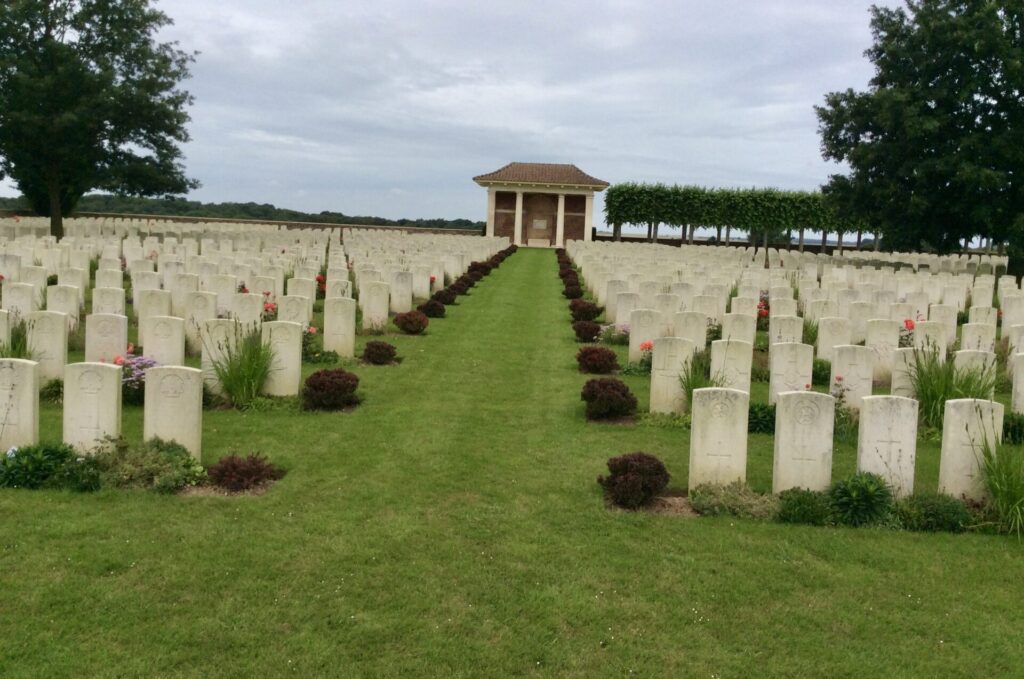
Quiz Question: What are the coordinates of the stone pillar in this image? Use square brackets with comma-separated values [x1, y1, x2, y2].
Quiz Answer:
[555, 194, 565, 247]
[486, 189, 496, 238]
[513, 191, 524, 246]
[584, 193, 594, 242]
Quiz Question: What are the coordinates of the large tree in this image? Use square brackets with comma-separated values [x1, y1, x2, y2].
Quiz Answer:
[816, 1, 1023, 263]
[0, 0, 198, 239]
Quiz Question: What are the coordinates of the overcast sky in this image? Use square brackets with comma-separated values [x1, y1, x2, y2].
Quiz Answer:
[1, 0, 901, 226]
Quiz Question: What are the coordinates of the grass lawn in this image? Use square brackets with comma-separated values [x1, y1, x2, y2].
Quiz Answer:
[2, 248, 1023, 677]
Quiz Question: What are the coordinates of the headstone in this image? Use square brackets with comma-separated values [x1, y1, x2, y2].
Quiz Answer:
[960, 323, 996, 353]
[92, 287, 126, 316]
[25, 310, 67, 383]
[865, 319, 899, 382]
[232, 292, 264, 330]
[2, 282, 37, 317]
[769, 315, 803, 347]
[323, 297, 356, 358]
[628, 308, 663, 363]
[94, 269, 123, 289]
[0, 359, 39, 450]
[891, 347, 916, 398]
[721, 313, 756, 345]
[857, 396, 919, 498]
[649, 337, 695, 414]
[938, 399, 1003, 502]
[361, 281, 390, 332]
[46, 285, 80, 330]
[63, 363, 122, 453]
[140, 316, 185, 367]
[200, 318, 238, 391]
[913, 320, 947, 358]
[278, 295, 311, 327]
[816, 317, 851, 363]
[768, 343, 813, 403]
[84, 313, 128, 363]
[185, 291, 217, 354]
[144, 366, 203, 459]
[614, 292, 639, 328]
[830, 344, 874, 410]
[262, 321, 302, 396]
[710, 339, 753, 393]
[688, 388, 749, 490]
[135, 289, 171, 347]
[772, 391, 835, 493]
[673, 311, 709, 351]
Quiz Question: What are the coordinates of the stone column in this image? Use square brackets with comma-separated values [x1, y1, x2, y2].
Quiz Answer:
[584, 193, 594, 242]
[514, 191, 524, 246]
[555, 194, 565, 247]
[486, 189, 496, 238]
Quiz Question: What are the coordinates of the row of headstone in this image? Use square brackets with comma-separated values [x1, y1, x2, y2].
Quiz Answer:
[688, 388, 1003, 502]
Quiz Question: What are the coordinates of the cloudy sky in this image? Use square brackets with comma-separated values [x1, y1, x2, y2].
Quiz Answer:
[2, 0, 900, 227]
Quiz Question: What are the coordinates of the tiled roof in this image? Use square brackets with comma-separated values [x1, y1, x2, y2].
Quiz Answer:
[473, 162, 609, 189]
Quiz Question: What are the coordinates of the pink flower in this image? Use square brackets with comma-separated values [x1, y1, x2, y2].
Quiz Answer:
[835, 375, 843, 382]
[805, 383, 811, 390]
[113, 356, 125, 366]
[307, 326, 318, 335]
[430, 275, 437, 284]
[126, 343, 134, 354]
[639, 340, 654, 351]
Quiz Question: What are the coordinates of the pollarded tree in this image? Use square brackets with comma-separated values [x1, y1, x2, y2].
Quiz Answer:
[816, 0, 1023, 264]
[0, 0, 199, 239]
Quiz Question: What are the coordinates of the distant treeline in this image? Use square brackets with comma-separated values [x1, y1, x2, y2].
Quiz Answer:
[0, 194, 484, 231]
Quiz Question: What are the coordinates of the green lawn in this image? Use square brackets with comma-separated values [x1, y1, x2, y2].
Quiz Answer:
[2, 248, 1022, 677]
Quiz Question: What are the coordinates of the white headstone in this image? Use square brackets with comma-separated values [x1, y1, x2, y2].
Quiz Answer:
[26, 310, 67, 383]
[857, 395, 919, 498]
[816, 317, 851, 363]
[323, 297, 356, 358]
[144, 366, 203, 459]
[361, 281, 390, 332]
[649, 337, 695, 414]
[84, 313, 128, 363]
[772, 391, 835, 493]
[63, 363, 122, 453]
[0, 359, 39, 450]
[710, 339, 753, 393]
[769, 343, 813, 403]
[938, 399, 1003, 502]
[262, 321, 302, 396]
[140, 316, 185, 367]
[689, 388, 749, 490]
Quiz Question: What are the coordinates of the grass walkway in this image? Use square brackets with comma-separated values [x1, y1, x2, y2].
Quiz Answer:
[2, 248, 1023, 676]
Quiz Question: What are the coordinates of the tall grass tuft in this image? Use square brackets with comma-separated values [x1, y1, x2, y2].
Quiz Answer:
[980, 438, 1024, 537]
[679, 350, 726, 408]
[908, 348, 996, 430]
[0, 319, 32, 359]
[802, 318, 818, 347]
[210, 326, 275, 409]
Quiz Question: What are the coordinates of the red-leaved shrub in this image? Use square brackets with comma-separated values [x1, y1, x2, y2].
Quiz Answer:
[569, 299, 603, 322]
[302, 368, 361, 410]
[417, 299, 446, 318]
[572, 320, 603, 342]
[563, 284, 583, 299]
[432, 289, 457, 305]
[207, 453, 286, 492]
[580, 378, 637, 420]
[576, 346, 620, 373]
[449, 281, 469, 295]
[598, 452, 670, 509]
[362, 340, 398, 365]
[394, 310, 429, 335]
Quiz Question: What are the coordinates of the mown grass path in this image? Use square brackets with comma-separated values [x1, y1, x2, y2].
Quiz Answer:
[2, 248, 1023, 677]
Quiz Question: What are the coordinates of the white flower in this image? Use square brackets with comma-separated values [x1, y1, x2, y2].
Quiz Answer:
[6, 446, 18, 458]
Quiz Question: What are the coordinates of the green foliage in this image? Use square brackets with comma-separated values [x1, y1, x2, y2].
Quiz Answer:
[0, 318, 32, 358]
[679, 350, 726, 407]
[908, 347, 996, 429]
[599, 325, 629, 346]
[828, 472, 894, 527]
[39, 378, 63, 404]
[777, 489, 832, 526]
[747, 402, 775, 434]
[1004, 412, 1024, 445]
[0, 0, 200, 238]
[95, 437, 206, 494]
[0, 441, 101, 492]
[815, 1, 1023, 254]
[802, 319, 818, 347]
[706, 322, 722, 343]
[209, 326, 275, 409]
[689, 482, 780, 520]
[811, 358, 830, 385]
[896, 494, 971, 533]
[979, 440, 1024, 537]
[301, 328, 339, 364]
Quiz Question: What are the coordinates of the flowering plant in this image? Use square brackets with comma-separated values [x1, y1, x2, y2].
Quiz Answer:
[118, 353, 160, 406]
[262, 302, 278, 322]
[899, 318, 915, 348]
[237, 282, 249, 294]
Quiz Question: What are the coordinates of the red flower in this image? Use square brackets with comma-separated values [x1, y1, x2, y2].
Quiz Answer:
[0, 274, 5, 282]
[804, 383, 811, 390]
[113, 355, 125, 366]
[904, 319, 915, 331]
[758, 309, 768, 317]
[307, 326, 318, 334]
[639, 340, 654, 351]
[316, 274, 325, 283]
[835, 375, 843, 382]
[430, 275, 437, 283]
[263, 303, 277, 312]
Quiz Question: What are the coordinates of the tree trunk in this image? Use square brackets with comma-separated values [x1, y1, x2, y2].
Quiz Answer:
[837, 234, 844, 255]
[856, 229, 862, 249]
[725, 226, 731, 245]
[798, 226, 805, 253]
[687, 223, 695, 245]
[48, 180, 64, 240]
[874, 233, 880, 251]
[716, 225, 722, 242]
[821, 230, 828, 252]
[646, 222, 653, 241]
[651, 222, 659, 243]
[613, 222, 622, 241]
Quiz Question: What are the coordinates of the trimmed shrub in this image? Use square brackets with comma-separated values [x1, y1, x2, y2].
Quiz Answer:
[488, 255, 502, 268]
[0, 443, 79, 490]
[207, 453, 285, 492]
[896, 493, 971, 532]
[95, 438, 206, 494]
[558, 267, 576, 280]
[417, 300, 446, 318]
[457, 275, 475, 288]
[828, 472, 894, 526]
[449, 281, 469, 295]
[432, 289, 457, 305]
[597, 452, 670, 509]
[466, 270, 484, 283]
[577, 346, 620, 374]
[394, 310, 429, 335]
[580, 378, 637, 420]
[690, 482, 780, 520]
[572, 320, 602, 342]
[569, 299, 603, 322]
[747, 402, 776, 434]
[362, 341, 397, 365]
[468, 261, 492, 276]
[777, 488, 832, 525]
[563, 285, 583, 299]
[302, 368, 361, 411]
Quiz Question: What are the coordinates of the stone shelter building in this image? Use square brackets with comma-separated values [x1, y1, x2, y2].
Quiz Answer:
[473, 163, 609, 247]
